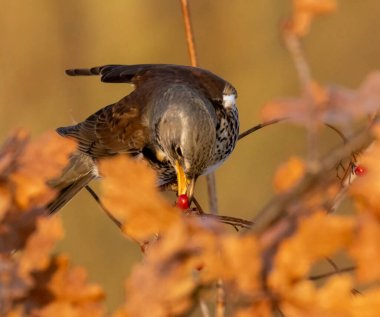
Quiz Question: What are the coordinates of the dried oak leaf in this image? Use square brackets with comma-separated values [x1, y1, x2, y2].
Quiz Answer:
[279, 275, 353, 317]
[289, 0, 337, 37]
[119, 216, 263, 317]
[273, 156, 306, 193]
[0, 129, 29, 177]
[34, 256, 104, 317]
[268, 211, 354, 295]
[10, 131, 76, 209]
[205, 234, 262, 295]
[233, 300, 272, 317]
[18, 216, 64, 281]
[0, 255, 29, 315]
[351, 125, 380, 216]
[261, 72, 380, 127]
[120, 220, 210, 317]
[6, 307, 24, 317]
[99, 155, 180, 242]
[352, 287, 380, 317]
[0, 208, 47, 254]
[350, 214, 380, 283]
[0, 186, 11, 222]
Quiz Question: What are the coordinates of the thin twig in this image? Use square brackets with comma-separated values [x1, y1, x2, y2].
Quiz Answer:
[180, 0, 218, 214]
[215, 279, 226, 317]
[199, 299, 211, 317]
[186, 209, 253, 229]
[325, 257, 340, 272]
[180, 0, 198, 66]
[309, 266, 356, 281]
[238, 118, 285, 141]
[283, 29, 319, 162]
[254, 125, 374, 236]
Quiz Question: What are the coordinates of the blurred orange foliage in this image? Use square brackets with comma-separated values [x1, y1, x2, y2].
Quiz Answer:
[2, 1, 380, 317]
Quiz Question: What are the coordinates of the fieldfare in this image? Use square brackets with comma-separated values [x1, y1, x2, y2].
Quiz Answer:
[48, 64, 239, 213]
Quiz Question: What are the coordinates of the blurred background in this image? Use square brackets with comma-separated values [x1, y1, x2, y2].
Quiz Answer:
[1, 0, 380, 311]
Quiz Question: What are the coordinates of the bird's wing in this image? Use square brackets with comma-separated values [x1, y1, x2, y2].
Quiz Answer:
[66, 64, 237, 102]
[57, 97, 149, 158]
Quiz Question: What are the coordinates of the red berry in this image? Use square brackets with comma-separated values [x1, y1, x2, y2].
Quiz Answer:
[177, 194, 190, 210]
[354, 165, 367, 176]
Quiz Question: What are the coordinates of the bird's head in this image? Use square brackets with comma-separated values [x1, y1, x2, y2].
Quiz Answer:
[154, 85, 217, 201]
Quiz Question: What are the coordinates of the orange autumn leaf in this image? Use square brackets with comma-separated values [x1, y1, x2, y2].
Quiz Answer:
[99, 155, 180, 242]
[279, 275, 353, 317]
[352, 287, 380, 317]
[47, 256, 105, 305]
[9, 131, 76, 209]
[120, 216, 263, 317]
[0, 186, 11, 221]
[290, 0, 337, 36]
[36, 302, 104, 317]
[214, 235, 262, 294]
[350, 214, 380, 283]
[268, 211, 354, 294]
[120, 220, 208, 317]
[273, 156, 305, 193]
[233, 300, 272, 317]
[351, 125, 380, 216]
[32, 256, 104, 317]
[18, 216, 64, 280]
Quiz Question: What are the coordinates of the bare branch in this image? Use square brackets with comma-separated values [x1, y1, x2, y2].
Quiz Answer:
[180, 0, 218, 214]
[180, 0, 198, 67]
[215, 279, 226, 317]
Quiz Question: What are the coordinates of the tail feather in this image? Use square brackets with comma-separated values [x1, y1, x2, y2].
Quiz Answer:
[48, 173, 95, 214]
[47, 151, 97, 214]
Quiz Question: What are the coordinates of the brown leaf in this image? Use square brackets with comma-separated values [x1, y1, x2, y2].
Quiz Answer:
[209, 235, 262, 295]
[352, 287, 380, 317]
[119, 215, 263, 317]
[233, 300, 272, 317]
[18, 216, 64, 280]
[269, 211, 354, 294]
[0, 255, 29, 315]
[279, 275, 353, 317]
[0, 186, 11, 222]
[99, 155, 180, 242]
[351, 125, 380, 216]
[32, 256, 104, 317]
[48, 256, 104, 304]
[121, 220, 206, 317]
[10, 131, 76, 209]
[290, 0, 337, 36]
[36, 301, 104, 317]
[350, 214, 380, 283]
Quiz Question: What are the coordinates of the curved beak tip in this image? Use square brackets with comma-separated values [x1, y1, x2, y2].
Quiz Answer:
[175, 161, 196, 201]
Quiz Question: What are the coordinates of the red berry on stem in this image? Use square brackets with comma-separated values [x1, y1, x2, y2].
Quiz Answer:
[354, 165, 367, 176]
[177, 194, 190, 210]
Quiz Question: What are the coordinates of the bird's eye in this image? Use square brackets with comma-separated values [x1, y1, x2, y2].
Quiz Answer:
[175, 146, 183, 157]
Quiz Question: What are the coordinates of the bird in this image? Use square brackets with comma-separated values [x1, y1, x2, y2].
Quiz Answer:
[48, 64, 239, 213]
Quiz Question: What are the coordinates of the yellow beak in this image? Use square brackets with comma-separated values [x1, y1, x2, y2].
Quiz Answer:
[175, 160, 195, 200]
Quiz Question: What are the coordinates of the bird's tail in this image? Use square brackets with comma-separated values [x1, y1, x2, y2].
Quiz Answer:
[47, 173, 95, 214]
[47, 152, 97, 214]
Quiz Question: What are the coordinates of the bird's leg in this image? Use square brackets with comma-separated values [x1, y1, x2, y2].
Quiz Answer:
[84, 185, 122, 229]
